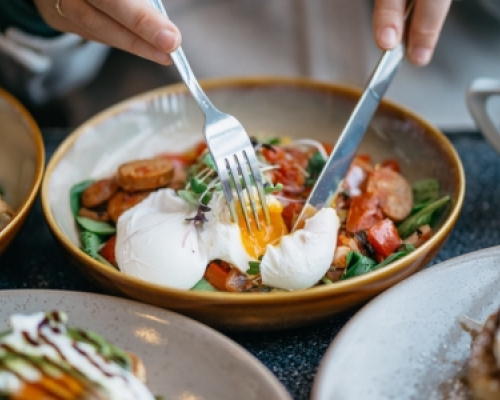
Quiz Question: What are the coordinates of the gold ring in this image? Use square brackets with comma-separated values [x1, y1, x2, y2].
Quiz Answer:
[55, 0, 65, 17]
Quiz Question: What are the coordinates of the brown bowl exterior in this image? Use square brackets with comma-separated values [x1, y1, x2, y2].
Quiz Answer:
[0, 88, 45, 256]
[41, 77, 464, 331]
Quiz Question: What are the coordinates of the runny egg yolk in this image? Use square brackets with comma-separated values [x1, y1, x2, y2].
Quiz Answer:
[238, 202, 289, 259]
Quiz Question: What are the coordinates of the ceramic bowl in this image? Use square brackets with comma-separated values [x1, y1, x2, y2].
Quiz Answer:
[41, 77, 465, 331]
[0, 88, 44, 255]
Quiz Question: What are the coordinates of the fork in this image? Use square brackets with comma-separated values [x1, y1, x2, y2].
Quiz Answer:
[149, 0, 270, 231]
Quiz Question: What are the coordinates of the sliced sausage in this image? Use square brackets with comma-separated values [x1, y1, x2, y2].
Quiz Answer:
[78, 207, 111, 222]
[117, 158, 174, 191]
[107, 190, 150, 223]
[366, 167, 413, 222]
[346, 192, 384, 233]
[81, 178, 119, 208]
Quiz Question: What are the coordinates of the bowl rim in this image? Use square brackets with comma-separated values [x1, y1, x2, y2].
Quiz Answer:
[41, 76, 465, 304]
[0, 87, 45, 243]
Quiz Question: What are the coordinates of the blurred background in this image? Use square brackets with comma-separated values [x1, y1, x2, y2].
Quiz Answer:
[3, 0, 500, 131]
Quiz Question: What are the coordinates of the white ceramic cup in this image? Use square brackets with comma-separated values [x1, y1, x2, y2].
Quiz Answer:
[467, 77, 500, 152]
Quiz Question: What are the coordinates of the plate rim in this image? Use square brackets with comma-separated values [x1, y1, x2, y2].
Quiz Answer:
[0, 288, 292, 400]
[311, 244, 500, 400]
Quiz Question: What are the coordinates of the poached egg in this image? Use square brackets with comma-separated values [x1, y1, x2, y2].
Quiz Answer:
[115, 189, 340, 291]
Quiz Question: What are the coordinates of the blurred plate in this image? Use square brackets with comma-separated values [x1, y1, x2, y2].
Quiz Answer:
[312, 246, 500, 400]
[0, 289, 291, 400]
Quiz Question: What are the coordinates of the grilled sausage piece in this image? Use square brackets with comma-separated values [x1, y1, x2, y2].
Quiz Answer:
[78, 207, 111, 222]
[117, 158, 175, 192]
[107, 191, 150, 223]
[469, 309, 500, 400]
[366, 167, 413, 222]
[81, 178, 119, 208]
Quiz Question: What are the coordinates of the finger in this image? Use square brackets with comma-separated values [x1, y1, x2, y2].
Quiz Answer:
[88, 0, 181, 53]
[373, 0, 406, 50]
[46, 0, 174, 65]
[406, 0, 452, 66]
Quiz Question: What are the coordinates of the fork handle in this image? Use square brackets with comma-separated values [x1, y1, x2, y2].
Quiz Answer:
[170, 48, 217, 114]
[148, 0, 216, 115]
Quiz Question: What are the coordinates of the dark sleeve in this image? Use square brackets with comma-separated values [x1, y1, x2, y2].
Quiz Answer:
[0, 0, 61, 37]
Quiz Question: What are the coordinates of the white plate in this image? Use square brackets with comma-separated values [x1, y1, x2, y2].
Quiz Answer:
[312, 246, 500, 400]
[0, 290, 291, 400]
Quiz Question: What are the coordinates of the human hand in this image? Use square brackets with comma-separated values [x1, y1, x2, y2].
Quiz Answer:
[373, 0, 452, 66]
[32, 0, 181, 65]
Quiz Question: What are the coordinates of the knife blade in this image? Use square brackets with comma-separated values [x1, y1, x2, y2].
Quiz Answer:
[292, 44, 405, 231]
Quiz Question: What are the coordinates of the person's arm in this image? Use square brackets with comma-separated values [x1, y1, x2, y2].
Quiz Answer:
[32, 0, 181, 65]
[372, 0, 452, 66]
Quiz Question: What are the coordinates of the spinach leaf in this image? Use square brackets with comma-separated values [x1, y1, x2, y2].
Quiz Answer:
[191, 278, 219, 292]
[306, 151, 326, 186]
[376, 244, 415, 268]
[80, 231, 102, 259]
[247, 261, 261, 275]
[342, 244, 416, 280]
[342, 252, 376, 280]
[398, 195, 450, 239]
[412, 179, 440, 204]
[69, 180, 94, 217]
[75, 216, 116, 236]
[80, 231, 114, 267]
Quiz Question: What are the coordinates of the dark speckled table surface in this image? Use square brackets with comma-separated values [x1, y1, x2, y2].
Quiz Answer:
[1, 130, 499, 400]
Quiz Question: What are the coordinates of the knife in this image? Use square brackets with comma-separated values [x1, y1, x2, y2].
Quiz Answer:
[292, 38, 408, 231]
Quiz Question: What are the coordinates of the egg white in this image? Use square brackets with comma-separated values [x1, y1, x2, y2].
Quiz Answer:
[115, 189, 207, 289]
[115, 188, 340, 292]
[259, 207, 340, 290]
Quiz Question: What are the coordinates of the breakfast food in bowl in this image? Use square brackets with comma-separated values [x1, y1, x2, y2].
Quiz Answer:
[42, 78, 464, 330]
[0, 311, 154, 399]
[70, 137, 450, 292]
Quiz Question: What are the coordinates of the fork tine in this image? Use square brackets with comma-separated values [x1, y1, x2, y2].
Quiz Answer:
[244, 150, 270, 225]
[226, 156, 252, 232]
[235, 152, 261, 231]
[215, 158, 238, 224]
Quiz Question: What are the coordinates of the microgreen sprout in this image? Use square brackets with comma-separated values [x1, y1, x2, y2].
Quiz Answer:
[247, 255, 263, 275]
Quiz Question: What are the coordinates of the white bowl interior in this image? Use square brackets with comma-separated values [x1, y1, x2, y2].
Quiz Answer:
[0, 96, 38, 210]
[48, 84, 458, 252]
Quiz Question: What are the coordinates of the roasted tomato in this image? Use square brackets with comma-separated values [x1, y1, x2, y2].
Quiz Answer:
[346, 193, 384, 233]
[99, 235, 117, 266]
[380, 159, 400, 173]
[204, 261, 231, 291]
[367, 219, 402, 259]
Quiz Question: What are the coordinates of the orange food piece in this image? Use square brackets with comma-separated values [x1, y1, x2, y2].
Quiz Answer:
[100, 235, 117, 266]
[14, 374, 87, 399]
[117, 158, 174, 191]
[81, 178, 119, 208]
[380, 159, 400, 173]
[204, 261, 231, 291]
[367, 219, 402, 258]
[107, 191, 150, 223]
[346, 192, 383, 233]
